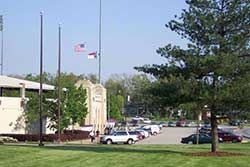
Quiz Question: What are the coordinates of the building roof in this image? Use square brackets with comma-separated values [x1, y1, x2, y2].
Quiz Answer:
[0, 75, 55, 90]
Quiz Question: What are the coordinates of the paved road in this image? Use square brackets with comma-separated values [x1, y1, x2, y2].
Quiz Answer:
[240, 128, 250, 139]
[137, 127, 196, 144]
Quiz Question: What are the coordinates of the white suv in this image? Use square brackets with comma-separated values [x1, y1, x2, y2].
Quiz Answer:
[100, 131, 139, 144]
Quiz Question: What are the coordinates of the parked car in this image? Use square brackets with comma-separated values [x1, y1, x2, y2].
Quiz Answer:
[128, 131, 143, 140]
[181, 133, 222, 144]
[135, 129, 149, 138]
[199, 126, 222, 134]
[229, 119, 241, 126]
[168, 121, 176, 127]
[218, 131, 243, 143]
[142, 128, 152, 136]
[100, 131, 139, 144]
[142, 125, 160, 135]
[159, 122, 167, 127]
[131, 120, 139, 127]
[184, 121, 194, 127]
[176, 120, 186, 127]
[132, 116, 144, 121]
[199, 126, 211, 134]
[143, 118, 151, 124]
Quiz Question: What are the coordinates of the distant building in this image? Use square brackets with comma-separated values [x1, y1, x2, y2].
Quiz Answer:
[75, 80, 107, 134]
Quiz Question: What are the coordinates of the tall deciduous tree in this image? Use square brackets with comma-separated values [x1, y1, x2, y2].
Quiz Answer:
[25, 73, 88, 132]
[135, 0, 250, 152]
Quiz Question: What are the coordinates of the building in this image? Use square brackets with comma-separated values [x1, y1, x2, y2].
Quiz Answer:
[0, 76, 107, 135]
[0, 75, 54, 134]
[75, 80, 107, 134]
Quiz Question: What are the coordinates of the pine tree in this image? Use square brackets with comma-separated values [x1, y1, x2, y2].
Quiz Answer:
[135, 0, 250, 152]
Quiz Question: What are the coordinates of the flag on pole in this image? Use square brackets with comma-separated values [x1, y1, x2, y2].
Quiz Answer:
[88, 52, 97, 59]
[0, 15, 3, 31]
[74, 43, 85, 52]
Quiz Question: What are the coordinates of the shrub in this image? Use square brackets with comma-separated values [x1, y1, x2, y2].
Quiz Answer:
[0, 136, 18, 143]
[0, 131, 89, 142]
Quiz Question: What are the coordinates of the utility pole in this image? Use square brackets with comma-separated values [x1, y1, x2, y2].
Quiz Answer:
[39, 11, 44, 147]
[57, 24, 61, 143]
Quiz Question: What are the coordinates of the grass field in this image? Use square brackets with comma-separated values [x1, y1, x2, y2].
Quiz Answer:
[0, 143, 250, 167]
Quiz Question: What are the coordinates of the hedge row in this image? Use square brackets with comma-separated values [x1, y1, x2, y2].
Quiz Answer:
[0, 130, 89, 142]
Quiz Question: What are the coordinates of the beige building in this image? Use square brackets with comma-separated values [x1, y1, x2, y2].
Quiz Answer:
[0, 76, 107, 135]
[0, 75, 55, 134]
[75, 80, 107, 134]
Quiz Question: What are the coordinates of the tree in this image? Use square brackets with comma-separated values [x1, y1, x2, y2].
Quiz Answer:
[109, 95, 123, 120]
[104, 74, 156, 117]
[135, 0, 250, 152]
[25, 73, 88, 132]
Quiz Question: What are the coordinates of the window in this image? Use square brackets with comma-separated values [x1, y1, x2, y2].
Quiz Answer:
[116, 132, 127, 136]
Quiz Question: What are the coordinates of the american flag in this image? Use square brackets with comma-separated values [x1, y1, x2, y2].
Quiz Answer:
[74, 43, 85, 52]
[88, 52, 97, 59]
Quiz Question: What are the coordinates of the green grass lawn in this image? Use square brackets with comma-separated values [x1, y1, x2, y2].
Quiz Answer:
[0, 143, 250, 167]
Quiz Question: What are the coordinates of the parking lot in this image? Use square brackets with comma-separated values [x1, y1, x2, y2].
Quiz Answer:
[137, 127, 196, 144]
[137, 126, 250, 145]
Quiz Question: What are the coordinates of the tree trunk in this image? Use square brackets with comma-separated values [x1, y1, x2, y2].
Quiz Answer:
[196, 112, 200, 144]
[210, 112, 218, 152]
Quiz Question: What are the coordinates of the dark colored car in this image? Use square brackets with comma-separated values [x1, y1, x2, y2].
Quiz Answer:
[181, 133, 222, 144]
[229, 120, 241, 126]
[218, 131, 243, 143]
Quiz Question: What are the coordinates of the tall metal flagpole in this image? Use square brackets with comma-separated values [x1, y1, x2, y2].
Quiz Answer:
[57, 24, 61, 143]
[39, 11, 44, 147]
[0, 15, 3, 75]
[98, 0, 102, 84]
[0, 15, 3, 96]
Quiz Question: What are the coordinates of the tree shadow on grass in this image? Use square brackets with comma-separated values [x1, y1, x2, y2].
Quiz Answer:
[3, 144, 185, 155]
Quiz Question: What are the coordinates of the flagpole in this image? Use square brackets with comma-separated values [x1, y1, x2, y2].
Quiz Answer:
[0, 15, 3, 75]
[98, 0, 102, 84]
[57, 23, 61, 143]
[1, 20, 3, 75]
[39, 11, 44, 147]
[0, 15, 3, 96]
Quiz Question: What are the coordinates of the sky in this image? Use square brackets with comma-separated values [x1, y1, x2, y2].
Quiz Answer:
[0, 0, 187, 81]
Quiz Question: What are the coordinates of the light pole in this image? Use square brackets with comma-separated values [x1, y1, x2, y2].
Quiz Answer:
[57, 23, 61, 143]
[39, 11, 44, 147]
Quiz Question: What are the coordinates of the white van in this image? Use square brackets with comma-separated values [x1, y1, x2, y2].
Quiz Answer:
[142, 125, 160, 135]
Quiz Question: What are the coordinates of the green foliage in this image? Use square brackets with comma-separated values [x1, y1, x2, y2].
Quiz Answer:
[105, 74, 156, 117]
[63, 85, 88, 127]
[135, 0, 250, 152]
[25, 73, 88, 132]
[109, 95, 123, 120]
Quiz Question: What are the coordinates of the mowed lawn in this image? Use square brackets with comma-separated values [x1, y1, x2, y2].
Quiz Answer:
[0, 143, 250, 167]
